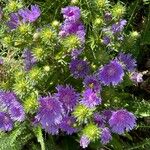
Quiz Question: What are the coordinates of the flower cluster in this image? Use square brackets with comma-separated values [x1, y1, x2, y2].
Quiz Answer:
[0, 91, 25, 131]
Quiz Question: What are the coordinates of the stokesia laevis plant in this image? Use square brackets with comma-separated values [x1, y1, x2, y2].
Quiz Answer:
[0, 1, 142, 150]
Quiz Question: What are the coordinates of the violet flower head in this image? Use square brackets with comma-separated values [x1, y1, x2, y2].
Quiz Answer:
[103, 36, 111, 45]
[81, 89, 101, 108]
[7, 13, 20, 30]
[22, 49, 36, 71]
[102, 109, 113, 121]
[109, 109, 136, 134]
[117, 52, 137, 71]
[59, 116, 77, 135]
[70, 59, 90, 79]
[0, 91, 17, 109]
[111, 19, 127, 34]
[19, 4, 41, 22]
[83, 75, 101, 92]
[80, 135, 90, 149]
[55, 85, 79, 112]
[8, 101, 25, 122]
[0, 112, 13, 131]
[44, 124, 59, 135]
[35, 96, 64, 129]
[101, 127, 112, 144]
[94, 113, 105, 128]
[61, 6, 81, 22]
[99, 60, 124, 86]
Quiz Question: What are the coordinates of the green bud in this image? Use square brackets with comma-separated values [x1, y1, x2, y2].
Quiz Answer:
[97, 0, 107, 8]
[33, 32, 41, 41]
[94, 17, 104, 27]
[23, 92, 39, 113]
[51, 20, 60, 27]
[33, 47, 44, 61]
[3, 36, 12, 46]
[73, 104, 95, 123]
[112, 3, 126, 19]
[82, 123, 100, 141]
[130, 31, 139, 39]
[71, 0, 79, 5]
[44, 65, 50, 72]
[62, 35, 81, 50]
[29, 67, 42, 82]
[6, 0, 23, 12]
[18, 23, 32, 35]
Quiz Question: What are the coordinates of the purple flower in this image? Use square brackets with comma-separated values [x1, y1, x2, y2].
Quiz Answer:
[35, 96, 64, 129]
[22, 49, 36, 71]
[70, 59, 89, 79]
[80, 135, 90, 149]
[59, 116, 77, 135]
[111, 19, 127, 34]
[55, 85, 79, 112]
[59, 21, 86, 44]
[0, 57, 3, 65]
[0, 91, 17, 109]
[101, 127, 112, 144]
[0, 112, 13, 131]
[130, 71, 143, 83]
[71, 49, 83, 59]
[61, 6, 81, 22]
[109, 109, 136, 134]
[103, 36, 111, 45]
[19, 5, 41, 23]
[44, 124, 59, 135]
[99, 60, 124, 86]
[102, 110, 113, 121]
[94, 113, 105, 128]
[7, 13, 20, 30]
[83, 75, 101, 92]
[8, 101, 25, 122]
[117, 52, 137, 71]
[81, 89, 101, 108]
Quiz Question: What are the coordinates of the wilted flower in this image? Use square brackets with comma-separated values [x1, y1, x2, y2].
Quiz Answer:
[22, 49, 36, 71]
[81, 89, 101, 108]
[104, 12, 112, 21]
[101, 127, 112, 144]
[111, 19, 127, 34]
[130, 71, 143, 83]
[61, 6, 81, 22]
[80, 135, 90, 149]
[0, 112, 13, 131]
[70, 59, 89, 79]
[99, 60, 124, 86]
[18, 4, 41, 22]
[55, 85, 79, 112]
[109, 109, 136, 134]
[59, 116, 77, 135]
[117, 52, 137, 71]
[83, 75, 101, 92]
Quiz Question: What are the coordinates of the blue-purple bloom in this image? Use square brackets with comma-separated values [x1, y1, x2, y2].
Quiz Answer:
[81, 89, 101, 108]
[55, 85, 79, 112]
[99, 60, 124, 86]
[111, 19, 127, 34]
[102, 109, 113, 121]
[59, 116, 77, 135]
[8, 101, 25, 122]
[18, 5, 41, 23]
[0, 112, 13, 131]
[101, 127, 112, 144]
[70, 59, 89, 79]
[117, 52, 137, 71]
[94, 113, 105, 128]
[80, 135, 90, 149]
[83, 75, 101, 92]
[109, 109, 136, 134]
[35, 96, 64, 130]
[0, 57, 3, 65]
[44, 124, 59, 135]
[7, 13, 20, 30]
[61, 6, 81, 22]
[22, 49, 36, 71]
